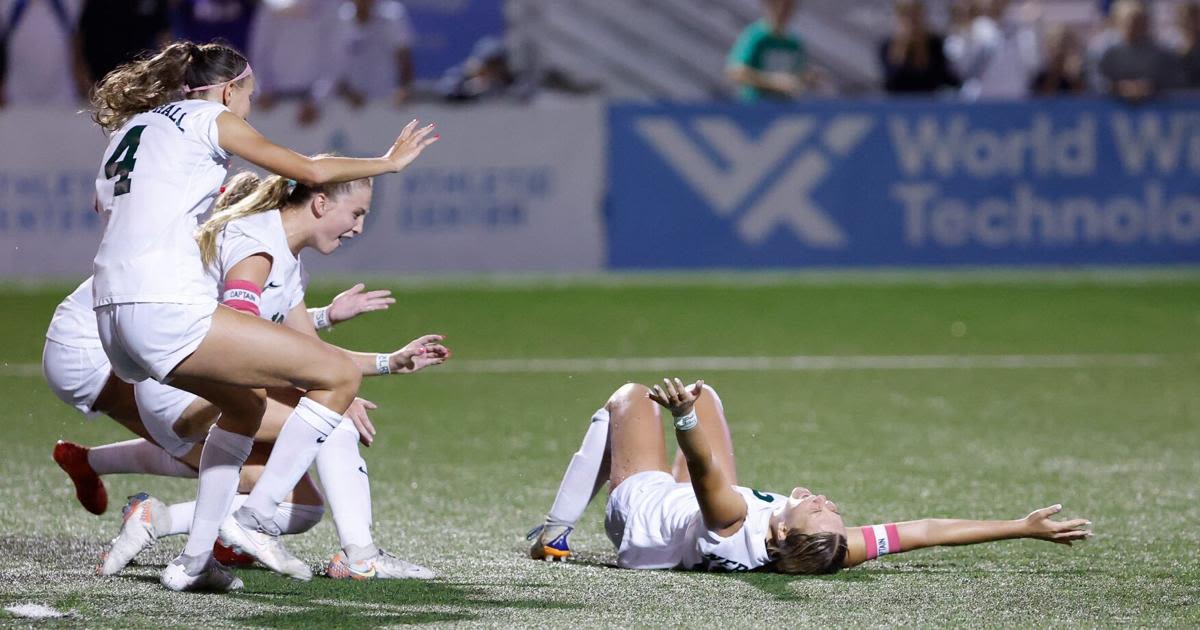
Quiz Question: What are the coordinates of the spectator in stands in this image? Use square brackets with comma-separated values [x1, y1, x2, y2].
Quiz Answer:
[1173, 1, 1200, 88]
[1084, 1, 1120, 92]
[1030, 25, 1085, 95]
[0, 0, 89, 108]
[880, 0, 959, 94]
[944, 0, 1041, 100]
[1097, 0, 1180, 100]
[248, 0, 340, 125]
[726, 0, 818, 102]
[324, 0, 415, 108]
[170, 0, 256, 54]
[79, 0, 170, 82]
[438, 36, 530, 102]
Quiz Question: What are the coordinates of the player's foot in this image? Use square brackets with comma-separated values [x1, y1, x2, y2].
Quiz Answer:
[53, 440, 107, 515]
[218, 509, 311, 580]
[98, 493, 168, 576]
[324, 544, 435, 580]
[213, 541, 255, 568]
[526, 521, 573, 561]
[160, 553, 243, 592]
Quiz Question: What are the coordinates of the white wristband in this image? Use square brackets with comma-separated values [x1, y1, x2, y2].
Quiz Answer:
[309, 306, 333, 331]
[673, 410, 698, 432]
[375, 354, 391, 375]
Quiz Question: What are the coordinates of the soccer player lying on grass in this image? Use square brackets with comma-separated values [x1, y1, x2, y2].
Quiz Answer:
[527, 378, 1093, 573]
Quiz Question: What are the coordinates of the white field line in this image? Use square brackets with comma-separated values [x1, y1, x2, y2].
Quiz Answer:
[438, 354, 1167, 373]
[0, 354, 1168, 379]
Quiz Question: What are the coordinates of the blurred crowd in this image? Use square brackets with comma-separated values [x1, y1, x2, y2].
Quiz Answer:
[3, 0, 1196, 114]
[728, 0, 1200, 102]
[0, 0, 524, 121]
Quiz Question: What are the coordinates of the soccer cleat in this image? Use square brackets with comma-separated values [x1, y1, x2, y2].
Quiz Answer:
[160, 553, 243, 592]
[53, 440, 107, 515]
[218, 510, 312, 580]
[98, 493, 168, 576]
[212, 541, 255, 568]
[324, 544, 435, 580]
[526, 522, 573, 561]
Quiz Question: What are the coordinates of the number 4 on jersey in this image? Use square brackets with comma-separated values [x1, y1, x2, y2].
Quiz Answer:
[104, 125, 147, 196]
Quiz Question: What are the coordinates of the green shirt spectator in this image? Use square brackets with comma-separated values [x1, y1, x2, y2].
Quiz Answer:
[727, 18, 806, 102]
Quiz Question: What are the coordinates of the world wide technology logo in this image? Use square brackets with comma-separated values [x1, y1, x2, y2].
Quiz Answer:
[634, 114, 874, 248]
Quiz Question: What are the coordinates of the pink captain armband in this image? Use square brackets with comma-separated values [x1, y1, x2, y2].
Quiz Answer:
[861, 524, 902, 560]
[222, 280, 262, 317]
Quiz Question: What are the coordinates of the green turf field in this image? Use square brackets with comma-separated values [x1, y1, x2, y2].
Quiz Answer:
[1, 272, 1198, 627]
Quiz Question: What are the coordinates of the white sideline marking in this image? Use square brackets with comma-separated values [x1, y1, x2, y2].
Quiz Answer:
[440, 354, 1166, 373]
[5, 604, 66, 619]
[0, 354, 1166, 379]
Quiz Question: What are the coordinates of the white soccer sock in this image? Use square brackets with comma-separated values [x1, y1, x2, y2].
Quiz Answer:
[315, 418, 374, 549]
[240, 398, 341, 522]
[165, 495, 248, 537]
[546, 408, 611, 526]
[275, 501, 325, 535]
[87, 439, 197, 478]
[181, 426, 253, 557]
[164, 496, 321, 537]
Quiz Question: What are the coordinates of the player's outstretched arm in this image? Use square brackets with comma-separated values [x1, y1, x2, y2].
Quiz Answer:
[217, 114, 437, 185]
[648, 377, 748, 536]
[844, 504, 1092, 567]
[308, 283, 395, 331]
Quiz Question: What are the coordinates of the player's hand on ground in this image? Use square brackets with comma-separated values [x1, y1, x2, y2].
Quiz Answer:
[648, 377, 704, 418]
[384, 119, 438, 172]
[389, 334, 450, 374]
[326, 283, 395, 324]
[346, 397, 378, 447]
[1021, 504, 1092, 545]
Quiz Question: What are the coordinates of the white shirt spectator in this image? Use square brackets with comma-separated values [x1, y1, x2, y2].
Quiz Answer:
[325, 0, 414, 100]
[946, 12, 1040, 100]
[247, 0, 339, 97]
[1, 0, 81, 106]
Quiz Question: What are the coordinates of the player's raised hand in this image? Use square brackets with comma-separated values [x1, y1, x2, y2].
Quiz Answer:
[326, 283, 395, 325]
[384, 119, 438, 172]
[345, 397, 378, 447]
[1022, 504, 1093, 545]
[648, 377, 704, 418]
[388, 334, 451, 374]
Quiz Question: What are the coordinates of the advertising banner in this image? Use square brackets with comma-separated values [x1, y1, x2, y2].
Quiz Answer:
[607, 99, 1200, 268]
[0, 100, 606, 278]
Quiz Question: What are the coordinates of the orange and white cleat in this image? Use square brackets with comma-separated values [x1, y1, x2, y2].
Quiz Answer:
[99, 493, 167, 576]
[324, 544, 435, 580]
[53, 440, 107, 515]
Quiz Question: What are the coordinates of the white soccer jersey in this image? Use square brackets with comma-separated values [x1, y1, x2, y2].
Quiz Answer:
[605, 471, 781, 572]
[92, 99, 231, 307]
[212, 209, 306, 323]
[45, 277, 102, 348]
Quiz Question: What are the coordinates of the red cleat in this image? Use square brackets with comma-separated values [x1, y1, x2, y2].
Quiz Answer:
[52, 440, 108, 515]
[213, 541, 256, 568]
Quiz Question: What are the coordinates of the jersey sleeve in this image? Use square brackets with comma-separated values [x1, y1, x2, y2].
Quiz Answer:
[190, 102, 232, 161]
[694, 499, 773, 572]
[216, 222, 273, 281]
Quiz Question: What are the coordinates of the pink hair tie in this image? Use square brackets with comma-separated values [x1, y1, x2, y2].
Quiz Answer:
[183, 63, 253, 95]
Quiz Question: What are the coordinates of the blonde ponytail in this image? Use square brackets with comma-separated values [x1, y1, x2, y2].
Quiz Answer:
[214, 171, 262, 211]
[197, 176, 292, 267]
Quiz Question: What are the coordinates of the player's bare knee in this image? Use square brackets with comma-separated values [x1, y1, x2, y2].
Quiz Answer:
[606, 382, 656, 416]
[698, 383, 724, 411]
